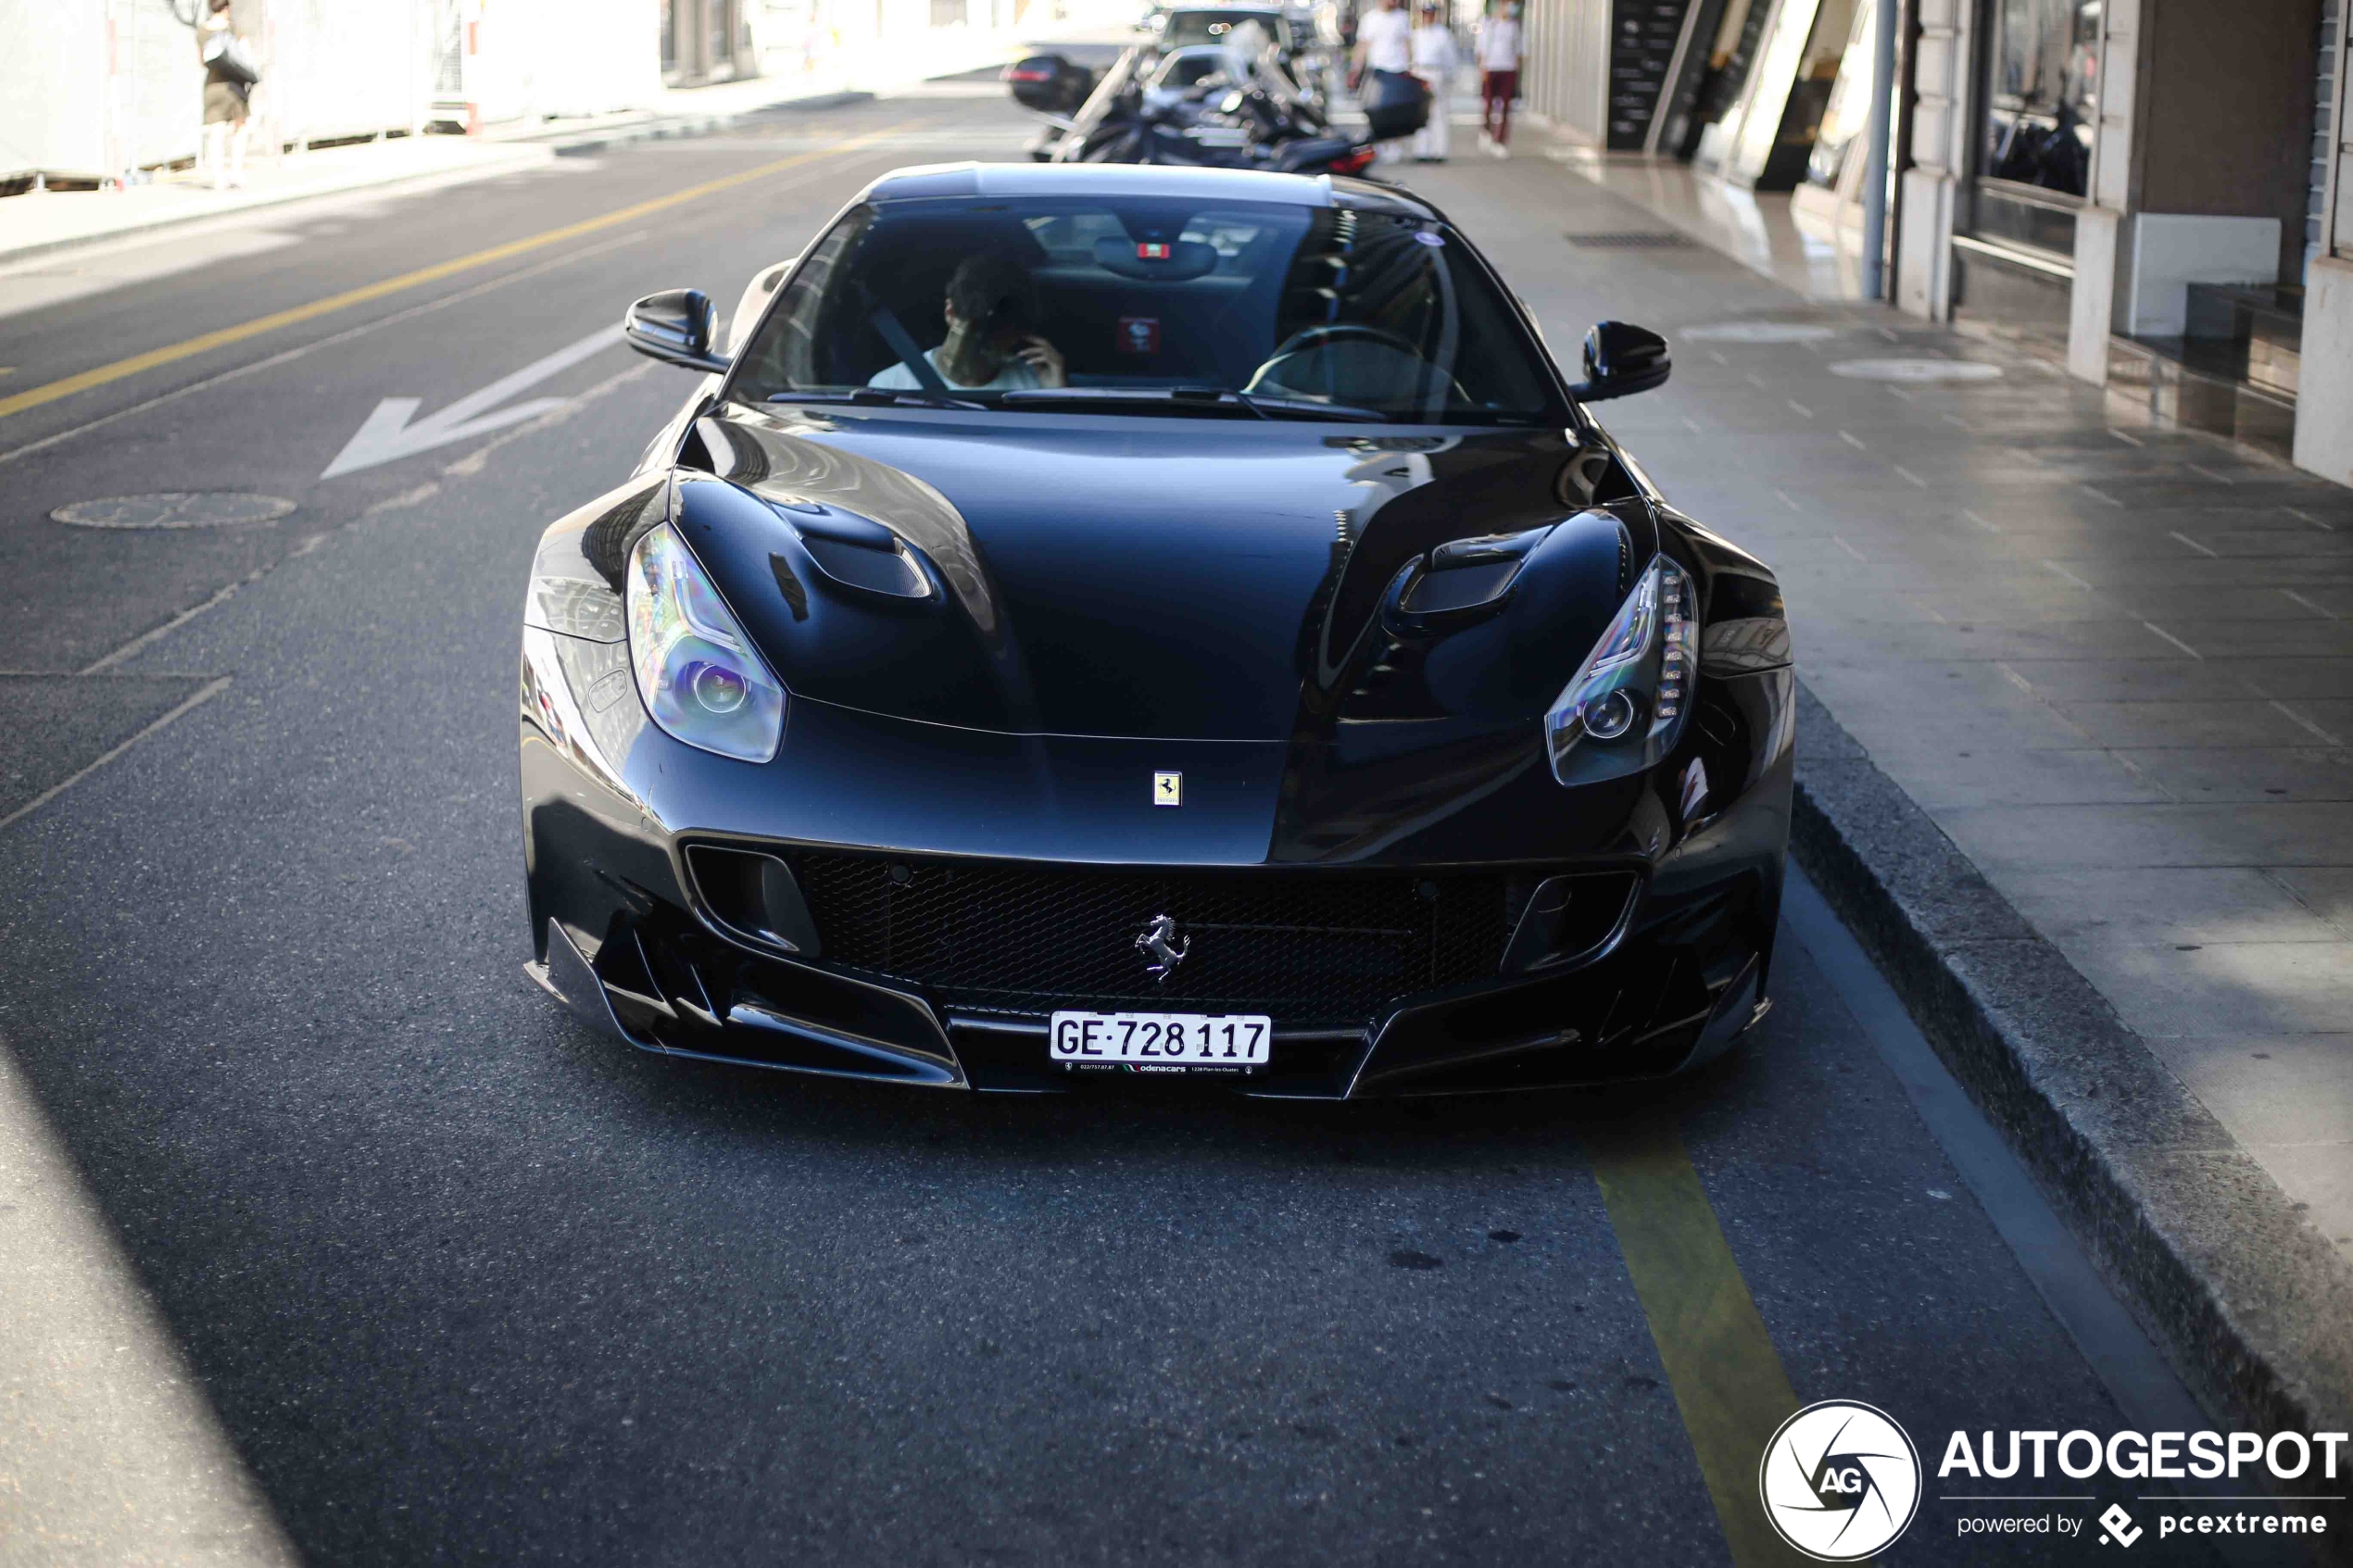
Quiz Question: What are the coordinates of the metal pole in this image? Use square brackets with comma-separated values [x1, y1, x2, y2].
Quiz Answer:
[1858, 0, 1897, 298]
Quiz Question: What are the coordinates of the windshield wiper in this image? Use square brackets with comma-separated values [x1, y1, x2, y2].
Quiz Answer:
[764, 388, 986, 411]
[998, 386, 1391, 422]
[1223, 390, 1391, 423]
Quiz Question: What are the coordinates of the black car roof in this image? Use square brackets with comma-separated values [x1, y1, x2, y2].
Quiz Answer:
[860, 162, 1445, 224]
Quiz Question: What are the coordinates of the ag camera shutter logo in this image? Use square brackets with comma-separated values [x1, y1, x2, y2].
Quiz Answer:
[1758, 1400, 1923, 1561]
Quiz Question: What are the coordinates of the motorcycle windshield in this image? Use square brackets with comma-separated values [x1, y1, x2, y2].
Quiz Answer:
[731, 194, 1569, 427]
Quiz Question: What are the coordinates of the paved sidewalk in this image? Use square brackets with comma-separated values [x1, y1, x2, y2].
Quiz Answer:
[1400, 148, 2353, 1379]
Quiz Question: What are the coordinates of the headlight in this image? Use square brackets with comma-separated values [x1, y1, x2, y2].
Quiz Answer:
[625, 522, 786, 763]
[1543, 554, 1695, 786]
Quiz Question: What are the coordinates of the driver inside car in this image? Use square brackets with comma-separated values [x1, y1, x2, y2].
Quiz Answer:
[871, 252, 1068, 393]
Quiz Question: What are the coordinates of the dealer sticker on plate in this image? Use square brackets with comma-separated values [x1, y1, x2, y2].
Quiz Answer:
[1049, 1011, 1271, 1074]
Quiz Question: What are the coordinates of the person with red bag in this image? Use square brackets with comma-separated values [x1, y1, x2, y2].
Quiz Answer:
[1476, 0, 1522, 158]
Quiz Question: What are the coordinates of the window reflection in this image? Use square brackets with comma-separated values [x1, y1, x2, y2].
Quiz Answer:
[1982, 0, 2098, 196]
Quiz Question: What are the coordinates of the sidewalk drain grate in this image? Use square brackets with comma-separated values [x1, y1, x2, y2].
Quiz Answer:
[51, 494, 297, 530]
[1564, 231, 1697, 249]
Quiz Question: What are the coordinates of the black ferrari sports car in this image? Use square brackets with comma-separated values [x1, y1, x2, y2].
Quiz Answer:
[519, 162, 1793, 1098]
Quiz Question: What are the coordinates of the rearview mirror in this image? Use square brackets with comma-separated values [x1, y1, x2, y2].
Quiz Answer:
[623, 288, 727, 373]
[1572, 320, 1670, 402]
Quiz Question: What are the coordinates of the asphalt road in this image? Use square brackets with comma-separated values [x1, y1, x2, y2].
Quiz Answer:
[0, 86, 2267, 1566]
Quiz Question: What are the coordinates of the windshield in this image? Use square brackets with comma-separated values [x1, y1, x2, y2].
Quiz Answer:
[1163, 9, 1295, 48]
[732, 196, 1568, 425]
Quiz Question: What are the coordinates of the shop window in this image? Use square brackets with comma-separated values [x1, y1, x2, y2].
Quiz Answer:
[1981, 0, 2098, 197]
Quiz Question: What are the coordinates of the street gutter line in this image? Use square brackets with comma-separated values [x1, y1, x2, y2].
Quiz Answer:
[0, 124, 912, 425]
[0, 678, 230, 834]
[1782, 868, 2276, 1568]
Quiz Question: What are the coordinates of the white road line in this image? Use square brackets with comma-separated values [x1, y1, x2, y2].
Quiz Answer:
[2271, 701, 2346, 746]
[2142, 621, 2203, 659]
[0, 677, 230, 834]
[2168, 530, 2220, 558]
[80, 578, 254, 674]
[2283, 588, 2341, 620]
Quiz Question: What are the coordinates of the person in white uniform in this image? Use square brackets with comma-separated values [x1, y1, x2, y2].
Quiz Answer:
[1409, 4, 1458, 162]
[1351, 0, 1414, 164]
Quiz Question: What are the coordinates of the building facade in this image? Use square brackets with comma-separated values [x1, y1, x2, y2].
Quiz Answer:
[1516, 0, 2353, 483]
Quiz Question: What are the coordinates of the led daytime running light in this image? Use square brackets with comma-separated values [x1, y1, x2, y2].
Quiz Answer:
[1544, 555, 1696, 786]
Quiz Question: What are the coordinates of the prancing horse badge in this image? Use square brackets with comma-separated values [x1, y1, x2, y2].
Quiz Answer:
[1152, 771, 1182, 807]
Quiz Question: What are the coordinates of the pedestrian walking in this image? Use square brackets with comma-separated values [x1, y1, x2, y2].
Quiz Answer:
[1409, 4, 1457, 162]
[1476, 0, 1522, 158]
[195, 0, 256, 190]
[1350, 0, 1414, 165]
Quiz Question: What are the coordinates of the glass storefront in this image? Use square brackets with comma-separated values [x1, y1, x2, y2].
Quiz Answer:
[1981, 0, 2099, 196]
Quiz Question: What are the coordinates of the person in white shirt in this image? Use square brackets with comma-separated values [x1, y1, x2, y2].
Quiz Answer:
[869, 253, 1066, 394]
[1408, 5, 1458, 162]
[1351, 0, 1415, 162]
[1476, 0, 1523, 157]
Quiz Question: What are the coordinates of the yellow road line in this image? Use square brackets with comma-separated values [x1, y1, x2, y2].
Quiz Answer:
[1587, 1120, 1812, 1567]
[0, 126, 910, 424]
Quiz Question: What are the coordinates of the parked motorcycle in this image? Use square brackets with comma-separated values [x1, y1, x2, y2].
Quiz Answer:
[1014, 32, 1423, 179]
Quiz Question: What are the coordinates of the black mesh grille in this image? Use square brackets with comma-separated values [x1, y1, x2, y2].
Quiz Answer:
[787, 853, 1516, 1025]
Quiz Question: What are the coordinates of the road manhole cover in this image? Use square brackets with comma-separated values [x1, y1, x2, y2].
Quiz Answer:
[1681, 321, 1840, 343]
[50, 493, 297, 530]
[1827, 358, 2004, 383]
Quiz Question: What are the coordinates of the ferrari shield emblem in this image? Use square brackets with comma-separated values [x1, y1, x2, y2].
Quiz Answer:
[1152, 771, 1182, 807]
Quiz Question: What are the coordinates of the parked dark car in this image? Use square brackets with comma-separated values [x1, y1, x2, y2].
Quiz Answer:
[520, 162, 1792, 1098]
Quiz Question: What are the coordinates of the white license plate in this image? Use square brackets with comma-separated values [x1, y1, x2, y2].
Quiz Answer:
[1049, 1011, 1271, 1073]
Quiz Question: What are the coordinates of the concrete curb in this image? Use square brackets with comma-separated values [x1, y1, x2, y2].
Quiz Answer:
[531, 90, 875, 157]
[1786, 682, 2353, 1449]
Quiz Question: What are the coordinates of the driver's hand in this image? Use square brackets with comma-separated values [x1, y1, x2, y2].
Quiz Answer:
[1014, 334, 1067, 388]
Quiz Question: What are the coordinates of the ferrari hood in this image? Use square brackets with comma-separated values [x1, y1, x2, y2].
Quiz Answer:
[673, 405, 1635, 742]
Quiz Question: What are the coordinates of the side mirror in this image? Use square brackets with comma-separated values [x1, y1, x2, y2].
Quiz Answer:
[1572, 320, 1670, 401]
[623, 288, 727, 373]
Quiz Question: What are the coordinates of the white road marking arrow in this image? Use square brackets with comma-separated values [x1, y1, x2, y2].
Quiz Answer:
[321, 323, 626, 480]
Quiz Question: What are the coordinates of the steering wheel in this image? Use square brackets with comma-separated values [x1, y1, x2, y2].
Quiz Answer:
[1247, 322, 1464, 405]
[1257, 322, 1422, 369]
